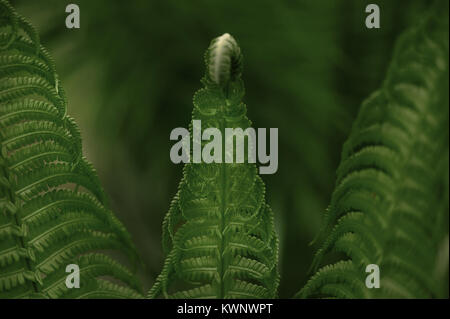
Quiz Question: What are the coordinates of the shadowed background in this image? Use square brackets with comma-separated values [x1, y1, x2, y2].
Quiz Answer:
[10, 0, 437, 297]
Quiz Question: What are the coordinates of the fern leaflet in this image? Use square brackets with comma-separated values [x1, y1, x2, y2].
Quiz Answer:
[0, 0, 142, 298]
[297, 0, 449, 299]
[148, 33, 279, 299]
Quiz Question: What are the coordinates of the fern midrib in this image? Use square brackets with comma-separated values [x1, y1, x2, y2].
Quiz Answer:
[1, 268, 25, 278]
[42, 263, 122, 293]
[3, 129, 72, 146]
[23, 198, 101, 223]
[218, 104, 227, 299]
[74, 290, 130, 299]
[0, 82, 58, 97]
[10, 150, 69, 169]
[380, 114, 437, 295]
[35, 236, 120, 270]
[28, 217, 102, 245]
[375, 30, 446, 298]
[16, 171, 81, 194]
[0, 63, 51, 78]
[0, 222, 14, 232]
[0, 109, 56, 121]
[0, 157, 39, 293]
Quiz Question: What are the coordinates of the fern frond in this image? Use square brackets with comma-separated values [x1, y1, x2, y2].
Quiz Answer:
[149, 34, 279, 299]
[0, 0, 142, 298]
[298, 0, 449, 299]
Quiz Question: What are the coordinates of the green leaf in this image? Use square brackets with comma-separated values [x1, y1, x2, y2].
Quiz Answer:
[297, 0, 449, 299]
[0, 0, 142, 298]
[148, 34, 279, 299]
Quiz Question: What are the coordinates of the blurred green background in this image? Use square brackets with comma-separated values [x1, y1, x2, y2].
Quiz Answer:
[10, 0, 435, 297]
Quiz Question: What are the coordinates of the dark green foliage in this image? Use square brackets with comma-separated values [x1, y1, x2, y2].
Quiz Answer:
[149, 34, 279, 299]
[1, 0, 448, 299]
[0, 0, 142, 298]
[12, 0, 434, 297]
[297, 0, 449, 298]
